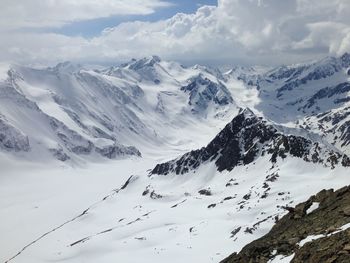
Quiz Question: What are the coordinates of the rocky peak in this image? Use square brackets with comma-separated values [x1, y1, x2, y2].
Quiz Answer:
[192, 64, 224, 80]
[0, 117, 30, 152]
[120, 55, 165, 83]
[125, 55, 162, 71]
[181, 74, 233, 112]
[151, 109, 349, 175]
[275, 58, 343, 98]
[267, 64, 307, 81]
[226, 65, 257, 78]
[50, 61, 81, 74]
[6, 68, 24, 83]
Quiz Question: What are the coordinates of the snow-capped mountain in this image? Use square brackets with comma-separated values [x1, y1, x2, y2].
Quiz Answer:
[0, 56, 238, 163]
[152, 108, 349, 176]
[1, 54, 350, 263]
[2, 53, 349, 163]
[180, 74, 233, 115]
[240, 53, 350, 155]
[3, 104, 349, 263]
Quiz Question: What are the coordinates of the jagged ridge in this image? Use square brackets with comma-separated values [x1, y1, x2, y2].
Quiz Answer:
[152, 109, 350, 175]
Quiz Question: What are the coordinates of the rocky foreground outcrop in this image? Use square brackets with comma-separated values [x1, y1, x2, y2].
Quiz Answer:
[220, 185, 350, 263]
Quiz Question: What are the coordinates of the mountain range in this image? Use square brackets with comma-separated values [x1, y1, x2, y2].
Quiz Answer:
[1, 54, 350, 263]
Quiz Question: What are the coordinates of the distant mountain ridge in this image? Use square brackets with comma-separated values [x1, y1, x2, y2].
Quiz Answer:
[0, 53, 350, 163]
[0, 56, 238, 163]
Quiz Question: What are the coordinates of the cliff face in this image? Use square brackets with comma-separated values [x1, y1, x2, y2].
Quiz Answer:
[220, 185, 350, 263]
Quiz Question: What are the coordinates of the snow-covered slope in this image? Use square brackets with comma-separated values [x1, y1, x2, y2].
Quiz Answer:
[221, 185, 350, 262]
[1, 54, 350, 263]
[0, 56, 238, 163]
[152, 109, 350, 176]
[2, 53, 349, 162]
[2, 107, 349, 263]
[233, 53, 350, 155]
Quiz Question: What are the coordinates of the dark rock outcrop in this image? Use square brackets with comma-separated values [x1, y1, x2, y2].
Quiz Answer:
[304, 82, 350, 109]
[151, 109, 349, 175]
[181, 74, 233, 113]
[0, 117, 30, 152]
[95, 143, 141, 159]
[220, 186, 350, 263]
[275, 57, 343, 98]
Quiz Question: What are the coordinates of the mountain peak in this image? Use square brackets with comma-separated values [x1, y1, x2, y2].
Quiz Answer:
[181, 74, 234, 112]
[51, 61, 81, 73]
[192, 64, 224, 80]
[152, 109, 349, 175]
[238, 107, 256, 118]
[149, 55, 161, 63]
[124, 55, 162, 70]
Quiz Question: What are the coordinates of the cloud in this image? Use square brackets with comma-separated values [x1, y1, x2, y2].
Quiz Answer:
[0, 0, 172, 29]
[292, 22, 350, 53]
[1, 0, 350, 65]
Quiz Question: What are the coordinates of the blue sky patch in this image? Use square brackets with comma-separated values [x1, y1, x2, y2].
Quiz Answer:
[52, 0, 217, 38]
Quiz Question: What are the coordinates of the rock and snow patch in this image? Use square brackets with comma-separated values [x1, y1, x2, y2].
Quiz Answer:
[298, 222, 350, 247]
[306, 202, 319, 214]
[268, 254, 295, 263]
[0, 117, 30, 152]
[298, 234, 325, 247]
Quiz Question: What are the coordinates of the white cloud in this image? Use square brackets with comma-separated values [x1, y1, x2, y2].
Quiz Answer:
[1, 0, 350, 65]
[0, 0, 171, 29]
[292, 22, 350, 53]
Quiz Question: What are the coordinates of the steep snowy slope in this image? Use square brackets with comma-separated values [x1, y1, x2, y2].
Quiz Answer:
[3, 109, 349, 263]
[0, 66, 142, 163]
[0, 57, 238, 163]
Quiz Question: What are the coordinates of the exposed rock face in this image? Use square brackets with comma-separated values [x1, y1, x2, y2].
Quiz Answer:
[341, 52, 350, 67]
[151, 109, 349, 175]
[0, 117, 30, 152]
[95, 144, 141, 159]
[49, 148, 70, 161]
[302, 106, 350, 156]
[270, 56, 344, 98]
[276, 63, 342, 98]
[292, 230, 350, 263]
[120, 55, 167, 83]
[220, 186, 350, 263]
[181, 74, 233, 113]
[250, 53, 350, 155]
[49, 118, 141, 160]
[304, 82, 350, 109]
[49, 118, 94, 155]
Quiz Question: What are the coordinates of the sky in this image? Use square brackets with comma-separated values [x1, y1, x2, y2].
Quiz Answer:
[53, 0, 217, 38]
[1, 0, 350, 66]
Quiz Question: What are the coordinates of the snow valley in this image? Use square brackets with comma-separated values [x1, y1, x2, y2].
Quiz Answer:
[1, 54, 350, 263]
